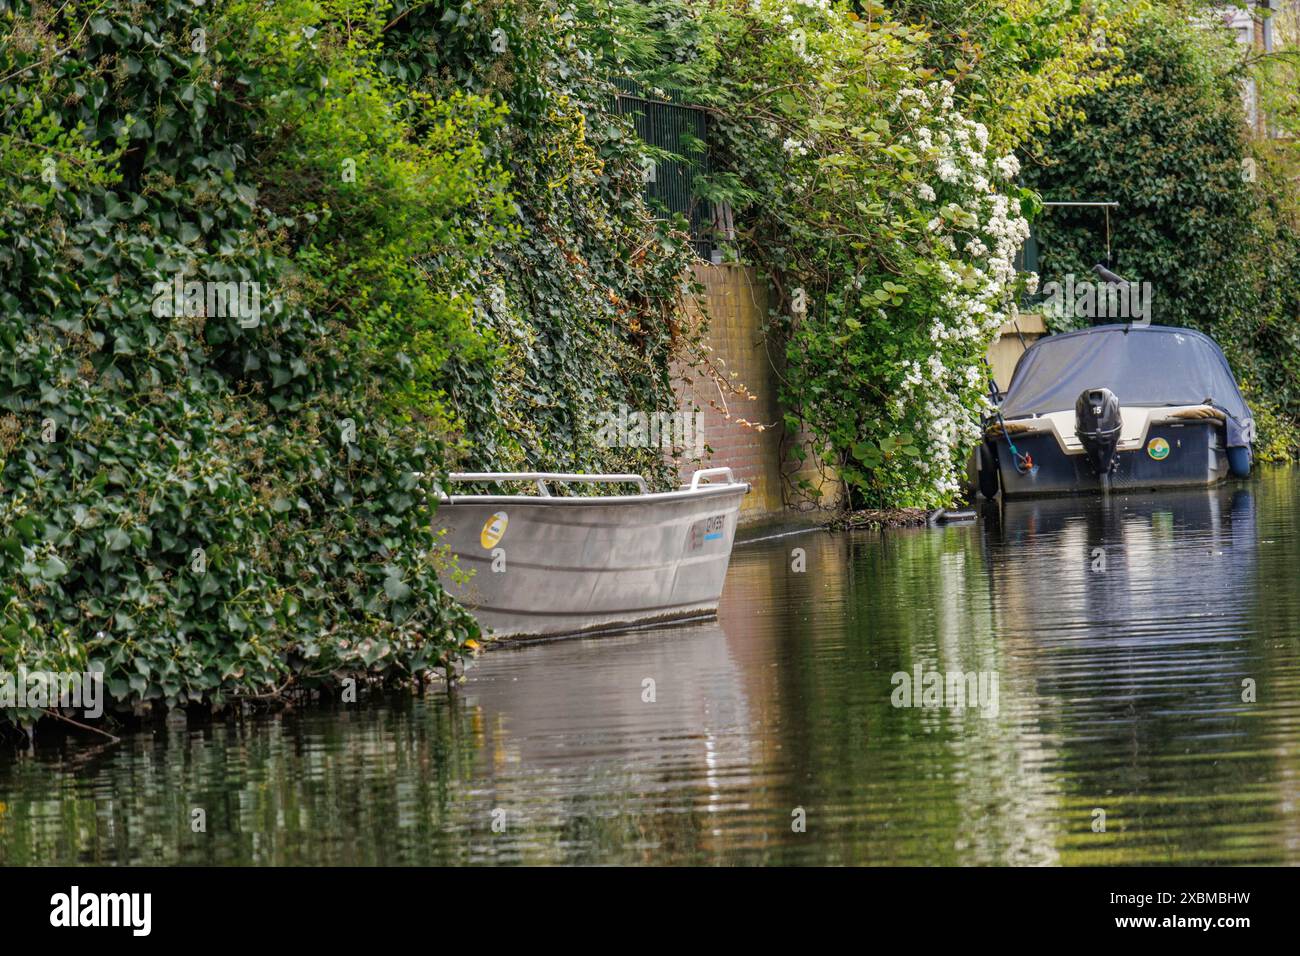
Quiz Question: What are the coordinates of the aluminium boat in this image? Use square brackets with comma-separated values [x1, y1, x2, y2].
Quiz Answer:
[978, 324, 1255, 498]
[433, 468, 749, 639]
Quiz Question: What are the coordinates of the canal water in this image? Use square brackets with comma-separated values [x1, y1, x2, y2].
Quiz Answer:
[2, 468, 1298, 865]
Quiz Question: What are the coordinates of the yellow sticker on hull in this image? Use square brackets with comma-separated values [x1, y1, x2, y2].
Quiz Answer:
[480, 511, 508, 549]
[1147, 437, 1170, 461]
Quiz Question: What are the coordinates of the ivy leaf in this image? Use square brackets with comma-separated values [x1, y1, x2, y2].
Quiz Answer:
[39, 555, 69, 581]
[383, 573, 412, 602]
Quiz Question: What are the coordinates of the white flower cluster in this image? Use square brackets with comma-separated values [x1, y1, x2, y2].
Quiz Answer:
[742, 9, 1034, 504]
[890, 80, 1034, 497]
[995, 153, 1021, 180]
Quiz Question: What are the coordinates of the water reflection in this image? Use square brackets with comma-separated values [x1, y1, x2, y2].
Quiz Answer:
[2, 470, 1298, 865]
[981, 485, 1284, 864]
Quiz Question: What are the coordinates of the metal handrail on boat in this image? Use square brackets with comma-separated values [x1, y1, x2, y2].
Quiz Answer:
[446, 471, 649, 497]
[689, 467, 735, 489]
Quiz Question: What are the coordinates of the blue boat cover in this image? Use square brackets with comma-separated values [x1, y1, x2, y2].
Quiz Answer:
[1000, 325, 1254, 447]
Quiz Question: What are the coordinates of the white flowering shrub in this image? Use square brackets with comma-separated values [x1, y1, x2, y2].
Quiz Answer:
[706, 0, 1037, 507]
[890, 90, 1033, 499]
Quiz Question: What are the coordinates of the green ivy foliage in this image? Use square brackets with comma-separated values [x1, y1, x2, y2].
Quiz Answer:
[1023, 4, 1300, 456]
[376, 0, 702, 484]
[0, 0, 701, 727]
[0, 0, 510, 724]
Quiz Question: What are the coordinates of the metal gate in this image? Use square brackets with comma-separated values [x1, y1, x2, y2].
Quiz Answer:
[613, 79, 712, 258]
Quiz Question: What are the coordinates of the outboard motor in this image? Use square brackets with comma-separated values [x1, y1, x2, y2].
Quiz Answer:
[1075, 387, 1122, 476]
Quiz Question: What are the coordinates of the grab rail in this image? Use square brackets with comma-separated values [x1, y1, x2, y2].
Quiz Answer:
[689, 467, 736, 489]
[446, 472, 649, 497]
[435, 469, 740, 497]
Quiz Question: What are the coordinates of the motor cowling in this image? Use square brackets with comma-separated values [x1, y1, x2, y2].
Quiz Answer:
[1075, 387, 1122, 476]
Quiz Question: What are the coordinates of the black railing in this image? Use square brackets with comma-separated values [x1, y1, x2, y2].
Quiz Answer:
[613, 79, 712, 258]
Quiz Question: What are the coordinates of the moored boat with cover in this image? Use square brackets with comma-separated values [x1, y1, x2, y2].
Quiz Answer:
[978, 324, 1255, 498]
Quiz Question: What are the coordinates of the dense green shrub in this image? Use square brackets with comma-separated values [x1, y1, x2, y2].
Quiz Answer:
[376, 0, 702, 484]
[884, 0, 1139, 153]
[0, 0, 696, 728]
[1023, 3, 1300, 455]
[0, 0, 504, 725]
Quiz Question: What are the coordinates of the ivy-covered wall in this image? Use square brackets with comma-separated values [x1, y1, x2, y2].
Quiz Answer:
[376, 0, 702, 485]
[0, 0, 700, 727]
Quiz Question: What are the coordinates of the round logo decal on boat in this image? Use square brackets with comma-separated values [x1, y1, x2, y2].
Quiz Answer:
[480, 511, 508, 549]
[1147, 437, 1170, 461]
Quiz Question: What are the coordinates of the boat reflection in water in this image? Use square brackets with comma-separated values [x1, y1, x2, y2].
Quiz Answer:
[986, 484, 1257, 637]
[461, 620, 760, 840]
[983, 486, 1259, 754]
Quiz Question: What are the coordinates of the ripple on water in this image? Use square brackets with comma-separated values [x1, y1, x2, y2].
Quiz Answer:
[2, 470, 1299, 865]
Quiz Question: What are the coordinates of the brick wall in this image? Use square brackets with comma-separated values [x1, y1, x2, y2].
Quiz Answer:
[673, 266, 1044, 522]
[675, 263, 840, 526]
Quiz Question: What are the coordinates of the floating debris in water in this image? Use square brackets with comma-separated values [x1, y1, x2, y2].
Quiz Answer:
[831, 508, 930, 530]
